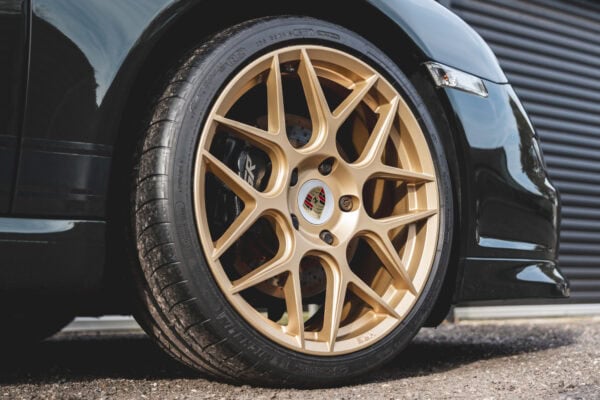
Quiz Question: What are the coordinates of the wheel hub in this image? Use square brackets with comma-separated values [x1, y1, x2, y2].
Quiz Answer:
[297, 179, 334, 225]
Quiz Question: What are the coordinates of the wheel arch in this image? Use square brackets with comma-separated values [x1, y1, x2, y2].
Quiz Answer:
[107, 0, 469, 321]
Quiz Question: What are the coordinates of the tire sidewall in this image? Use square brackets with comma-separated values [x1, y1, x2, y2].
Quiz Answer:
[166, 17, 453, 384]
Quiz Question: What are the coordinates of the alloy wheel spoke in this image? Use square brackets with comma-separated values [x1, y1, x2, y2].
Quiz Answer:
[213, 115, 283, 149]
[355, 96, 400, 167]
[202, 150, 260, 204]
[332, 75, 378, 126]
[403, 223, 418, 265]
[321, 267, 347, 351]
[230, 253, 291, 294]
[363, 232, 417, 295]
[375, 209, 437, 232]
[283, 271, 305, 348]
[266, 54, 287, 135]
[298, 49, 331, 138]
[203, 150, 267, 259]
[212, 206, 261, 260]
[373, 164, 435, 184]
[348, 274, 400, 319]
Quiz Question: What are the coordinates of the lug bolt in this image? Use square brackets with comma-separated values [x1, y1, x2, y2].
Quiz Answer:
[339, 196, 353, 212]
[320, 230, 334, 245]
[290, 168, 298, 186]
[318, 158, 334, 176]
[291, 214, 299, 230]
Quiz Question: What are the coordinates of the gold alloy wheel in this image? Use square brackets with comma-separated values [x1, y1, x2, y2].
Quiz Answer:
[194, 45, 440, 355]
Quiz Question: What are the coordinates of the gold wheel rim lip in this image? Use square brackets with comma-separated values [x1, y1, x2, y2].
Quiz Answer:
[193, 44, 441, 355]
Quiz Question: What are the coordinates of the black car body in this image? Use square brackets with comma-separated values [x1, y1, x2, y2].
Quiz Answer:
[0, 0, 569, 385]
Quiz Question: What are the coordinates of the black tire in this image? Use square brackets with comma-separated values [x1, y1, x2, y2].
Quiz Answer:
[131, 16, 453, 387]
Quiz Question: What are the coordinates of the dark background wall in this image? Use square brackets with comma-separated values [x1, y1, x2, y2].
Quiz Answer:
[444, 0, 600, 303]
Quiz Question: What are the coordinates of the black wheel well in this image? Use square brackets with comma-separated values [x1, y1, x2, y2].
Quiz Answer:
[105, 0, 463, 321]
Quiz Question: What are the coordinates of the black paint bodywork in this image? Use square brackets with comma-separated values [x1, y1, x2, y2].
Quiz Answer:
[0, 0, 28, 213]
[0, 0, 568, 315]
[443, 83, 566, 301]
[0, 218, 104, 295]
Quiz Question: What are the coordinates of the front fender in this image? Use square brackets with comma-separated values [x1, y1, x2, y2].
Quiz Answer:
[367, 0, 507, 83]
[16, 0, 188, 217]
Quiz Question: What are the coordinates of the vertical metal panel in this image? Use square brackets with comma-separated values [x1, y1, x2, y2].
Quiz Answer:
[448, 0, 600, 302]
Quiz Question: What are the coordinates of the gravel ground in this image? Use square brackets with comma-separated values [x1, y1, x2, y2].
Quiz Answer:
[1, 317, 599, 399]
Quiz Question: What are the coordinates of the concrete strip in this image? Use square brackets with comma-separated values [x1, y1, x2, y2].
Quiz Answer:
[62, 316, 142, 332]
[453, 303, 600, 320]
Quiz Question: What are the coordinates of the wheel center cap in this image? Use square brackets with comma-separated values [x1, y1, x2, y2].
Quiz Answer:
[297, 179, 335, 225]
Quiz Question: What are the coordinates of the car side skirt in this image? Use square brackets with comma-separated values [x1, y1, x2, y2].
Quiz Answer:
[0, 217, 105, 296]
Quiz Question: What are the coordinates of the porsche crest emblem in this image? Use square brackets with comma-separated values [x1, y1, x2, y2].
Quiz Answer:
[302, 186, 326, 220]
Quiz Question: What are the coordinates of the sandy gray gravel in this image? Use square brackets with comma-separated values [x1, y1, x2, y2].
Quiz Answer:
[1, 317, 599, 399]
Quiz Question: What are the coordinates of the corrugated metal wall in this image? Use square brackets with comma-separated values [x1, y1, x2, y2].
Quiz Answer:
[446, 0, 600, 302]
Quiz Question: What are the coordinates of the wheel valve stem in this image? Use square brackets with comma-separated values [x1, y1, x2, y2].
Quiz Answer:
[320, 230, 334, 245]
